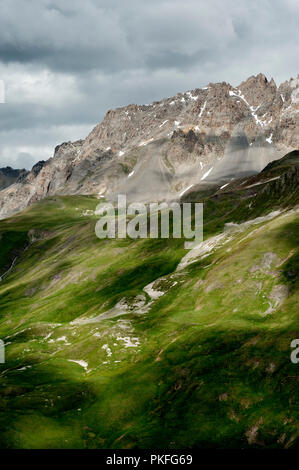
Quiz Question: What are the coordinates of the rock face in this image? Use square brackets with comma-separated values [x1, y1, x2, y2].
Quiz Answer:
[0, 167, 29, 191]
[0, 73, 298, 218]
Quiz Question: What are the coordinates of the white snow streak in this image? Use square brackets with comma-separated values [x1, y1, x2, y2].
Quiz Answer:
[201, 167, 213, 180]
[229, 89, 268, 127]
[198, 100, 207, 118]
[180, 184, 194, 197]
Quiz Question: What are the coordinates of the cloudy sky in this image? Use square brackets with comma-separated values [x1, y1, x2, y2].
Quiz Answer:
[0, 0, 298, 169]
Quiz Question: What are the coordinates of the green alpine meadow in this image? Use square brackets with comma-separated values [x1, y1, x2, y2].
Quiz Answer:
[0, 151, 298, 449]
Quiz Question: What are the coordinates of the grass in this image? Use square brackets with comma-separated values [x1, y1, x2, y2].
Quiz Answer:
[0, 190, 298, 449]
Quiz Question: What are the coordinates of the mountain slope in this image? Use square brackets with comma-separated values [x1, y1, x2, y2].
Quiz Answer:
[0, 73, 298, 219]
[0, 167, 28, 191]
[0, 152, 298, 448]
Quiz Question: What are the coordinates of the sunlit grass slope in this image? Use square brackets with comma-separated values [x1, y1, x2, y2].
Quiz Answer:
[0, 184, 298, 448]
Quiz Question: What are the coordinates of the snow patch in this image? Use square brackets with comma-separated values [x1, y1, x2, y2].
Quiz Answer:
[198, 100, 207, 118]
[180, 184, 194, 197]
[102, 344, 112, 357]
[186, 91, 198, 101]
[68, 359, 88, 370]
[229, 88, 267, 127]
[201, 167, 213, 180]
[116, 336, 140, 348]
[57, 336, 67, 342]
[18, 365, 32, 371]
[243, 176, 280, 189]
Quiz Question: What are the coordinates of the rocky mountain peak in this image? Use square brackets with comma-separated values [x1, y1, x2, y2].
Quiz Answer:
[238, 74, 277, 109]
[0, 73, 298, 218]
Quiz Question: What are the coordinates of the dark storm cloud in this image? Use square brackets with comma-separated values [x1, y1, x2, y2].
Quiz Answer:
[0, 0, 135, 73]
[0, 0, 298, 168]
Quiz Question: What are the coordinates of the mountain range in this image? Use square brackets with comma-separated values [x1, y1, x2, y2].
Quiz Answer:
[0, 73, 298, 218]
[0, 74, 298, 449]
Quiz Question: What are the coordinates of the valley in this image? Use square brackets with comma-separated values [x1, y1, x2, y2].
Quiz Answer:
[0, 151, 298, 448]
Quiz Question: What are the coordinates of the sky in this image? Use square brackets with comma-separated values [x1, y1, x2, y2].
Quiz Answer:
[0, 0, 298, 169]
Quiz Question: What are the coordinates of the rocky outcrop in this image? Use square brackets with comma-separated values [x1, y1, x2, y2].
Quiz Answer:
[0, 73, 298, 218]
[31, 161, 46, 177]
[0, 167, 29, 190]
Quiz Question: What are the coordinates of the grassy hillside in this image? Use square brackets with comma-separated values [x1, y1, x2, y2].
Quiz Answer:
[0, 157, 298, 448]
